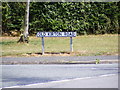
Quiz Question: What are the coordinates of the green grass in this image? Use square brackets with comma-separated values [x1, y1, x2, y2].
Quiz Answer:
[1, 34, 118, 57]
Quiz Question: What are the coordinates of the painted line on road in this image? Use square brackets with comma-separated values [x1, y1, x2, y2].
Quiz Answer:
[98, 74, 117, 77]
[2, 74, 117, 88]
[68, 74, 117, 81]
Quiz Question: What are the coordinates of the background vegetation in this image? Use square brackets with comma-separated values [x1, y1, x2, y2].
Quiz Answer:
[2, 2, 120, 36]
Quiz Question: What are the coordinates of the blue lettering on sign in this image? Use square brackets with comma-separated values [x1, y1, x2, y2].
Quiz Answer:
[37, 32, 76, 37]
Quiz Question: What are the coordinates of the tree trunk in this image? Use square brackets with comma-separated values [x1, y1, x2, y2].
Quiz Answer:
[18, 0, 30, 43]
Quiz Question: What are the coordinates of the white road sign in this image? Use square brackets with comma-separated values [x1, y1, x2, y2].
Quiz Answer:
[37, 32, 76, 37]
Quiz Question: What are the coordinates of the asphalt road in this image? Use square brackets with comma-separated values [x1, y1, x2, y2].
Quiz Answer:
[2, 63, 118, 88]
[17, 74, 119, 88]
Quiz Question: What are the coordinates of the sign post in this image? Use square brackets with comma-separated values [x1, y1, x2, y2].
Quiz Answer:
[37, 32, 76, 55]
[70, 37, 73, 52]
[41, 37, 44, 55]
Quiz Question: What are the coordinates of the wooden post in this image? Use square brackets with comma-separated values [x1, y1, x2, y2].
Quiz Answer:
[70, 37, 73, 52]
[41, 37, 44, 55]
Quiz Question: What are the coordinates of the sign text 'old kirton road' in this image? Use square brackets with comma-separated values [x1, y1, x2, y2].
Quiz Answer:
[37, 32, 76, 37]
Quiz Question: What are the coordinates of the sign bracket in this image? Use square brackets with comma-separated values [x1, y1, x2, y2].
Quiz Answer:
[41, 37, 44, 55]
[70, 37, 73, 52]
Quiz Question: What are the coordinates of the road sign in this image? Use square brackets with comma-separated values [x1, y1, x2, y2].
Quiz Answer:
[37, 32, 77, 55]
[37, 32, 76, 37]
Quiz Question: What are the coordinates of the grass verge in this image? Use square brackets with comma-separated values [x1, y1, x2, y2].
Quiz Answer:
[1, 34, 118, 57]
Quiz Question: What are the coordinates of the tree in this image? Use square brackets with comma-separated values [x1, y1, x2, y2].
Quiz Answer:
[18, 0, 30, 43]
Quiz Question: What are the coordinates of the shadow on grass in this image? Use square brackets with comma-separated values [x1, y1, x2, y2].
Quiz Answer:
[26, 52, 71, 56]
[1, 41, 16, 45]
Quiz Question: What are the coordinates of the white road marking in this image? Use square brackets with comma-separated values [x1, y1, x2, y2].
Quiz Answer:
[99, 74, 117, 77]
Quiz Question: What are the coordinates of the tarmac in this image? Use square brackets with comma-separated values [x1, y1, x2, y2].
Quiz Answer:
[6, 74, 118, 88]
[1, 55, 119, 89]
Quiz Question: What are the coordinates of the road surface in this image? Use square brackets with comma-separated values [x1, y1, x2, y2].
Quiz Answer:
[1, 63, 118, 88]
[15, 74, 119, 88]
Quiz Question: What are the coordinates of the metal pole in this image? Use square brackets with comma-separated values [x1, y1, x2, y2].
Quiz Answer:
[70, 37, 73, 52]
[41, 37, 44, 55]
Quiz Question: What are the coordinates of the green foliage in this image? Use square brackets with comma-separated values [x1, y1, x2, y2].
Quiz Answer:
[2, 2, 25, 34]
[2, 2, 120, 35]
